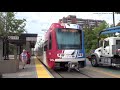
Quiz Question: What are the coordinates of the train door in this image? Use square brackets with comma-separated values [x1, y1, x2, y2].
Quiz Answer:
[46, 33, 52, 59]
[46, 32, 55, 68]
[43, 40, 48, 66]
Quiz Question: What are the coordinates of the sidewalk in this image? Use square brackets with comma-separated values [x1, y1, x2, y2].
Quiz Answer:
[2, 56, 38, 78]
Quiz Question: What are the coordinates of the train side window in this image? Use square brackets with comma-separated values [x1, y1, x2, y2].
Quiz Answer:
[49, 33, 52, 50]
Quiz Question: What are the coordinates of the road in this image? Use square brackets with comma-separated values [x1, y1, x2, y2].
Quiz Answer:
[50, 58, 120, 78]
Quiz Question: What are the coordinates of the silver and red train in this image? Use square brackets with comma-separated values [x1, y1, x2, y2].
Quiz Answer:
[41, 22, 86, 70]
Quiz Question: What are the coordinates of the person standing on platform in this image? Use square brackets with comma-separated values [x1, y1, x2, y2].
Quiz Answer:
[20, 49, 28, 69]
[26, 51, 31, 64]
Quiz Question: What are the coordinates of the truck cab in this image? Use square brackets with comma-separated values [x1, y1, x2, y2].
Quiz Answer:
[98, 37, 120, 57]
[89, 26, 120, 68]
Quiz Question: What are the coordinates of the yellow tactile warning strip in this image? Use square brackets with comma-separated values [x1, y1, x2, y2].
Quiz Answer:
[35, 57, 53, 78]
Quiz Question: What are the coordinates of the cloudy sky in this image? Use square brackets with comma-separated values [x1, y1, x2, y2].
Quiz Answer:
[15, 12, 120, 49]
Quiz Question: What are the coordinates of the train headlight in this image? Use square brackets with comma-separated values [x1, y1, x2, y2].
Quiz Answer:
[57, 54, 62, 57]
[57, 53, 64, 57]
[78, 53, 83, 57]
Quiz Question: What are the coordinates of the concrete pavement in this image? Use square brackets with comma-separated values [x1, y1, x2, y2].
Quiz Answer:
[2, 56, 38, 78]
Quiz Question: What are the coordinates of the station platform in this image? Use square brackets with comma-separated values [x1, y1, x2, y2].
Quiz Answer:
[2, 56, 53, 78]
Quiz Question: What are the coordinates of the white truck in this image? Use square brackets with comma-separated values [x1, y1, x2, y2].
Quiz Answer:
[88, 26, 120, 68]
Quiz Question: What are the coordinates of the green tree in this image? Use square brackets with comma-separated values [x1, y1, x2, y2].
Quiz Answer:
[0, 12, 26, 59]
[0, 12, 26, 37]
[116, 22, 120, 26]
[113, 12, 120, 26]
[84, 21, 109, 54]
[115, 12, 120, 14]
[36, 38, 44, 56]
[0, 12, 5, 38]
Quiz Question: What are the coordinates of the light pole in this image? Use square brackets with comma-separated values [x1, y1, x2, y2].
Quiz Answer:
[113, 12, 115, 27]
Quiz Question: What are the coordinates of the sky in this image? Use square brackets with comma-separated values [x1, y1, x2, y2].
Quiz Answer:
[15, 12, 120, 49]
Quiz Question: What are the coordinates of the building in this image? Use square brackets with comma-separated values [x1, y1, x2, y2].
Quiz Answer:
[0, 33, 37, 60]
[59, 15, 104, 30]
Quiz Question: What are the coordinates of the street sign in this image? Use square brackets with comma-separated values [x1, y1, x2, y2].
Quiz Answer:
[8, 36, 19, 40]
[26, 37, 37, 41]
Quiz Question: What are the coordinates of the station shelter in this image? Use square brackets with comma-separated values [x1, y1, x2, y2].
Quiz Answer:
[0, 33, 38, 73]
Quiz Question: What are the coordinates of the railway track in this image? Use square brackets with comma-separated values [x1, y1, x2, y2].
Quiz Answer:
[36, 56, 93, 78]
[54, 69, 93, 78]
[76, 69, 93, 78]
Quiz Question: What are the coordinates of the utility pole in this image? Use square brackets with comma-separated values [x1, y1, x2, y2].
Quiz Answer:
[113, 12, 115, 27]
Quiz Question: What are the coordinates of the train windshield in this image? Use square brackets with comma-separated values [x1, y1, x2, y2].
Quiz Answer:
[56, 28, 82, 49]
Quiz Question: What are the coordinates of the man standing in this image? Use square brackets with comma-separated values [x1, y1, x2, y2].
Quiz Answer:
[20, 49, 28, 69]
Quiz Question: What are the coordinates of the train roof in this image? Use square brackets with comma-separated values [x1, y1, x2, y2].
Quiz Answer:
[49, 23, 82, 30]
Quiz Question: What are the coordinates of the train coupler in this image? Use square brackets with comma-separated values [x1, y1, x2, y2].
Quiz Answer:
[67, 62, 79, 72]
